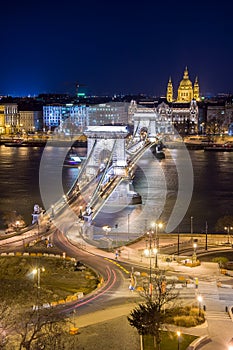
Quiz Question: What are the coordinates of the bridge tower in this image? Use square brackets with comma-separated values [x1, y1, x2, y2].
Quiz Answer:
[81, 125, 141, 213]
[84, 125, 129, 178]
[131, 103, 173, 140]
[132, 108, 158, 141]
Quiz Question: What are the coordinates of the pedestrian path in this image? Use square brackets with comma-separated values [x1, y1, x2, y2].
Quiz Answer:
[205, 310, 231, 321]
[198, 280, 220, 301]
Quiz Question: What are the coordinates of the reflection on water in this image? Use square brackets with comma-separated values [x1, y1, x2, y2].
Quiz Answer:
[0, 145, 79, 228]
[0, 145, 232, 232]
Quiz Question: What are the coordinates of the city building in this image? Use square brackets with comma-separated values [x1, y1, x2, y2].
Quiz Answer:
[166, 66, 200, 103]
[136, 67, 201, 135]
[205, 98, 233, 135]
[138, 97, 199, 135]
[0, 103, 19, 134]
[43, 104, 88, 134]
[18, 110, 42, 133]
[88, 102, 130, 126]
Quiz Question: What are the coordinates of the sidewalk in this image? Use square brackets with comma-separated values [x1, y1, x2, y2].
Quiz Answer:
[66, 222, 233, 349]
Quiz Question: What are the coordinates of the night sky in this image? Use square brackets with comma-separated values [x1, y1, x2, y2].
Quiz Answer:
[1, 0, 233, 97]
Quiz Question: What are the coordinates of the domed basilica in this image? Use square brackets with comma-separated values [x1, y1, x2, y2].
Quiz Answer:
[131, 67, 201, 136]
[167, 66, 200, 103]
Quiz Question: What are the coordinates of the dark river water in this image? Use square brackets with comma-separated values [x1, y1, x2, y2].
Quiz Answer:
[0, 144, 232, 233]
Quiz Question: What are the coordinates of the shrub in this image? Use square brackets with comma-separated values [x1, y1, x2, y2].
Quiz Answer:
[212, 257, 228, 267]
[173, 315, 199, 327]
[165, 306, 205, 327]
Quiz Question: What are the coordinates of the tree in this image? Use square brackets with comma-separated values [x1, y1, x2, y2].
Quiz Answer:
[3, 211, 26, 233]
[128, 302, 164, 349]
[0, 302, 81, 350]
[13, 308, 71, 350]
[0, 301, 15, 349]
[128, 270, 179, 349]
[215, 215, 233, 233]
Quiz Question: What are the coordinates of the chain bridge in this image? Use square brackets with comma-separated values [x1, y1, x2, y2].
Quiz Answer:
[19, 108, 175, 247]
[65, 125, 157, 222]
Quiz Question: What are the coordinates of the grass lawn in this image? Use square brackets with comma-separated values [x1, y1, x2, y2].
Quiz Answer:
[0, 255, 99, 308]
[143, 331, 197, 349]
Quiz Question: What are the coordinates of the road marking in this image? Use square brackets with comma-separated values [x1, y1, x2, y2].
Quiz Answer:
[104, 257, 130, 274]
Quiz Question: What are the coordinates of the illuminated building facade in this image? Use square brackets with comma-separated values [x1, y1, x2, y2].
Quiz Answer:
[138, 97, 199, 135]
[165, 67, 200, 134]
[88, 102, 129, 126]
[18, 111, 42, 133]
[43, 104, 88, 133]
[166, 67, 200, 103]
[0, 103, 19, 134]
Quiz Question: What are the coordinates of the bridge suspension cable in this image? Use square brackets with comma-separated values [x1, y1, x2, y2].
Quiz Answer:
[89, 139, 117, 207]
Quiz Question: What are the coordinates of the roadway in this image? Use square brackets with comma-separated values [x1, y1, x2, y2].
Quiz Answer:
[2, 195, 233, 350]
[62, 222, 233, 350]
[2, 217, 233, 349]
[52, 228, 134, 318]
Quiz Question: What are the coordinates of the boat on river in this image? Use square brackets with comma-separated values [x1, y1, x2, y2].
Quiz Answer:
[204, 141, 233, 152]
[4, 139, 46, 147]
[64, 148, 83, 166]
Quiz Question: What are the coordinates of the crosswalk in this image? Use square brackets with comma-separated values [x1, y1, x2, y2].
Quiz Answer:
[205, 310, 231, 321]
[199, 281, 220, 300]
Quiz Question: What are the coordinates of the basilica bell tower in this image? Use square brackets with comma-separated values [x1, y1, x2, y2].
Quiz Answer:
[166, 76, 173, 102]
[193, 76, 200, 101]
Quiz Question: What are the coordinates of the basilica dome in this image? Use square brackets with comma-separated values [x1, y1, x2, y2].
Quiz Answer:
[177, 67, 194, 102]
[166, 67, 200, 103]
[179, 77, 192, 88]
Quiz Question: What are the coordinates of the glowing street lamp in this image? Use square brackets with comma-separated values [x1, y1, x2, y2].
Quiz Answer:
[153, 247, 158, 268]
[197, 294, 203, 316]
[224, 226, 233, 245]
[32, 267, 45, 290]
[144, 230, 159, 298]
[177, 330, 181, 350]
[192, 242, 197, 263]
[51, 204, 55, 218]
[151, 221, 163, 248]
[15, 220, 20, 231]
[193, 242, 197, 252]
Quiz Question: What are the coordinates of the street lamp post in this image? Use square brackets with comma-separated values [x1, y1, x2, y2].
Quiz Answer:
[192, 242, 197, 263]
[177, 331, 181, 350]
[144, 232, 152, 298]
[144, 230, 158, 298]
[177, 224, 180, 256]
[51, 204, 55, 218]
[15, 220, 20, 231]
[154, 247, 158, 269]
[154, 222, 163, 248]
[37, 220, 40, 239]
[205, 221, 208, 250]
[103, 225, 112, 250]
[150, 222, 163, 268]
[224, 226, 233, 245]
[197, 294, 203, 316]
[127, 213, 130, 241]
[32, 267, 45, 303]
[191, 216, 193, 235]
